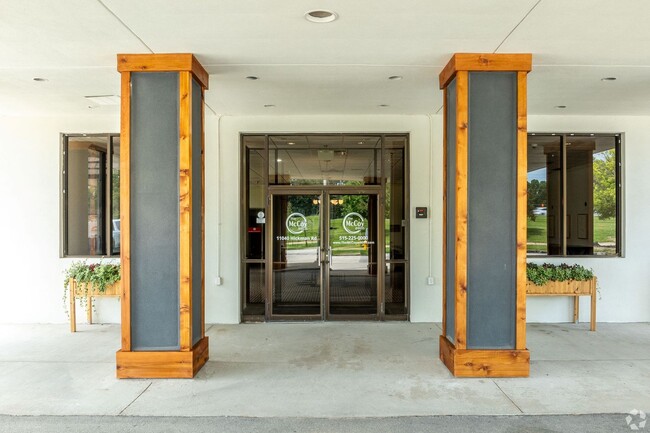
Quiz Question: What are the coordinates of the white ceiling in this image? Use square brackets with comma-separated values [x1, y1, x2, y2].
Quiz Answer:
[2, 0, 650, 116]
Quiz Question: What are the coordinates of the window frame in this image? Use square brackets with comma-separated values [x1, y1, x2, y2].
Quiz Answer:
[526, 132, 624, 258]
[239, 133, 411, 320]
[59, 133, 121, 258]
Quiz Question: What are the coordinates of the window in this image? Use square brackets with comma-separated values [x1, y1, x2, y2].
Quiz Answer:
[527, 133, 622, 257]
[61, 133, 120, 257]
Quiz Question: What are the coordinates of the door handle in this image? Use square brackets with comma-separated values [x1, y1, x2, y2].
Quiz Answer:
[319, 248, 328, 265]
[320, 247, 330, 265]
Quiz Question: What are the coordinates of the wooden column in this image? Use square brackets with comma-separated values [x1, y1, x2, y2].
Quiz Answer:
[116, 54, 209, 379]
[439, 53, 531, 378]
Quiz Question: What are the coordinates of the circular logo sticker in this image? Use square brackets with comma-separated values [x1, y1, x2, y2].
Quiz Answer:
[286, 212, 308, 235]
[342, 212, 365, 234]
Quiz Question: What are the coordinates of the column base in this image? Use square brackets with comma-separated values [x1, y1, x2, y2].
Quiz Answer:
[439, 335, 529, 378]
[116, 336, 209, 379]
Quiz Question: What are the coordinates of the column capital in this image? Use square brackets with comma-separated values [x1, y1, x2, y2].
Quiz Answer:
[439, 53, 532, 89]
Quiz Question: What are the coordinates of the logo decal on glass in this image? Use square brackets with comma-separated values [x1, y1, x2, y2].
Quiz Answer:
[342, 212, 365, 234]
[286, 212, 308, 235]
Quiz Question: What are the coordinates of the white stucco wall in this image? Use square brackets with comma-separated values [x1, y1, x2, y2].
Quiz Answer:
[0, 115, 121, 324]
[526, 115, 650, 324]
[206, 115, 443, 324]
[206, 114, 650, 324]
[0, 113, 647, 324]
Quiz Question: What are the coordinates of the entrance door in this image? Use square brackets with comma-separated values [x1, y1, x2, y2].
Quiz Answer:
[269, 192, 323, 319]
[326, 193, 380, 318]
[268, 190, 381, 320]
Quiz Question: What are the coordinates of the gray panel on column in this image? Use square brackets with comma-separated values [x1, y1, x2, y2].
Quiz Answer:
[131, 72, 180, 351]
[191, 78, 203, 346]
[445, 78, 457, 344]
[467, 72, 517, 349]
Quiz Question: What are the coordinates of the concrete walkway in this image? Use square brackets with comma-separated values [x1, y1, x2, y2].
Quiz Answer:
[0, 322, 648, 423]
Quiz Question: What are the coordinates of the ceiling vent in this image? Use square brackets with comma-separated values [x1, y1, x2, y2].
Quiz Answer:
[84, 95, 120, 106]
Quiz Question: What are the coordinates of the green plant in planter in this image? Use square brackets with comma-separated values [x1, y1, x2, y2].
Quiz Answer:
[526, 263, 594, 286]
[63, 261, 121, 315]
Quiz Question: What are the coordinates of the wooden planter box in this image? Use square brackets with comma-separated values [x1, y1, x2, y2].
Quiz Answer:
[69, 279, 121, 332]
[526, 277, 597, 331]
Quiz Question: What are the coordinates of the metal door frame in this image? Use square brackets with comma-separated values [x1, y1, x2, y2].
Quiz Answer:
[266, 188, 324, 321]
[266, 186, 384, 321]
[324, 188, 384, 321]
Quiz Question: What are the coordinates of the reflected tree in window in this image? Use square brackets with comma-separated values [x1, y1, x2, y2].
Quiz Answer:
[594, 149, 616, 219]
[527, 179, 547, 221]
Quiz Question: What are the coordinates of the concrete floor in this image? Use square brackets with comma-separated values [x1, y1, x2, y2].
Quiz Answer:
[0, 322, 648, 420]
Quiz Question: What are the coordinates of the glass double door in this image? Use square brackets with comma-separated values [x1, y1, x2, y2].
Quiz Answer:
[268, 190, 381, 320]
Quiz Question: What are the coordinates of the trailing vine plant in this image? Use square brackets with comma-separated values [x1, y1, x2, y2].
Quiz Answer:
[63, 261, 121, 316]
[526, 263, 594, 286]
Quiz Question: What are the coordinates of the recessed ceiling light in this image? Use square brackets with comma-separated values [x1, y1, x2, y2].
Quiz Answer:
[246, 76, 259, 80]
[276, 159, 282, 162]
[388, 75, 403, 81]
[305, 10, 338, 23]
[288, 142, 295, 145]
[85, 95, 120, 106]
[555, 105, 567, 109]
[601, 77, 617, 81]
[264, 104, 275, 108]
[357, 141, 364, 145]
[32, 77, 48, 82]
